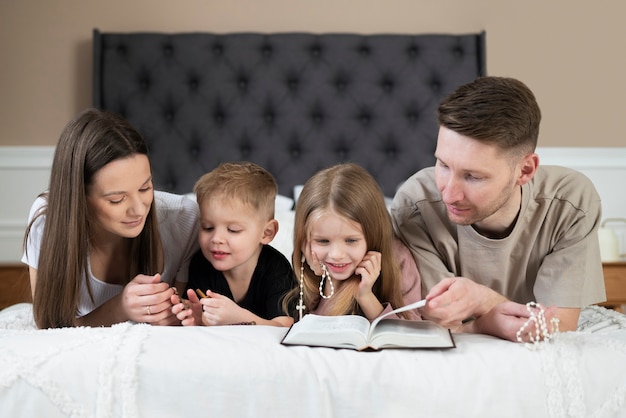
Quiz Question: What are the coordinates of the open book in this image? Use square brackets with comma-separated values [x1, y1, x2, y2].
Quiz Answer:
[281, 299, 455, 351]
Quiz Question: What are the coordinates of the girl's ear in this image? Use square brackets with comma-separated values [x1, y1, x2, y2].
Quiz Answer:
[261, 219, 278, 244]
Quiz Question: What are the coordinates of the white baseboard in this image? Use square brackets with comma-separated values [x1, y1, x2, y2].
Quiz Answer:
[1, 146, 625, 263]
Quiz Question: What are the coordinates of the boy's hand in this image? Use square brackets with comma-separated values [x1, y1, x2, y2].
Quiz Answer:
[172, 288, 203, 326]
[200, 291, 247, 326]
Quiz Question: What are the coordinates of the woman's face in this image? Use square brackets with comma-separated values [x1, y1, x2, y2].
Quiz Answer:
[86, 154, 154, 240]
[306, 209, 368, 281]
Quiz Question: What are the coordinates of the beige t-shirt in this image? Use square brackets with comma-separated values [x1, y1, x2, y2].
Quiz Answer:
[391, 165, 606, 307]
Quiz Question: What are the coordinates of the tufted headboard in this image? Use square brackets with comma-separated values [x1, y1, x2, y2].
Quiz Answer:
[93, 30, 486, 198]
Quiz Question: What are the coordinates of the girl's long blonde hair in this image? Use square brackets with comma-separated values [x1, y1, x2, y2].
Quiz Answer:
[284, 163, 407, 319]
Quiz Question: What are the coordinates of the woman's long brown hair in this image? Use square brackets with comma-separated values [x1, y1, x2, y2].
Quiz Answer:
[24, 109, 162, 328]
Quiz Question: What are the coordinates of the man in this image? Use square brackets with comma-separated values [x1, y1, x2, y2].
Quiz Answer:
[391, 76, 606, 341]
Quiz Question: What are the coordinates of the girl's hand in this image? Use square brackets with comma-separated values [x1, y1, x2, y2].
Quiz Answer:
[355, 251, 382, 297]
[172, 289, 202, 326]
[123, 273, 178, 325]
[200, 291, 247, 326]
[303, 246, 324, 276]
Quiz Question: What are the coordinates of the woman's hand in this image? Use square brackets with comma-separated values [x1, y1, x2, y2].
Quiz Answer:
[122, 273, 179, 325]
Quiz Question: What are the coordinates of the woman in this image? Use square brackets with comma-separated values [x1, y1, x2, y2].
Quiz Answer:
[22, 108, 199, 328]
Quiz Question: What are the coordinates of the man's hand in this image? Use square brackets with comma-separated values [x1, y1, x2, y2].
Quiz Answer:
[465, 301, 559, 342]
[421, 277, 507, 327]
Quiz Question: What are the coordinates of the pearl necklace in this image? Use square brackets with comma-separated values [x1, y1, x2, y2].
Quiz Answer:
[516, 302, 560, 349]
[318, 264, 334, 299]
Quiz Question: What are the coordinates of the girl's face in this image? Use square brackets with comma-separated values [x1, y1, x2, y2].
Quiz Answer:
[307, 209, 368, 281]
[86, 154, 154, 241]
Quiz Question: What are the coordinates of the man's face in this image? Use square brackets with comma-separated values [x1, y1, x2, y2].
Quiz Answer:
[434, 127, 522, 232]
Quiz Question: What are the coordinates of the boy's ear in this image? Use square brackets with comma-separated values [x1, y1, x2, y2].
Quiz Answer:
[261, 219, 279, 244]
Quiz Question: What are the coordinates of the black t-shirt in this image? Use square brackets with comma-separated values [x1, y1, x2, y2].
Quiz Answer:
[187, 245, 296, 320]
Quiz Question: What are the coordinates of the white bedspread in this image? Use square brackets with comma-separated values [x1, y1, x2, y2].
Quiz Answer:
[1, 304, 625, 418]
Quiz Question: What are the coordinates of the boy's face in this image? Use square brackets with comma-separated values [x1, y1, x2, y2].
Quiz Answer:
[198, 197, 270, 274]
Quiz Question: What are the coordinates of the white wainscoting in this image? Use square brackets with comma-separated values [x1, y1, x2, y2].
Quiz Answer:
[0, 146, 55, 263]
[1, 146, 625, 263]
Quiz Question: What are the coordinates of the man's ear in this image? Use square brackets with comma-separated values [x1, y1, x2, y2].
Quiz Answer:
[517, 153, 539, 186]
[261, 219, 279, 244]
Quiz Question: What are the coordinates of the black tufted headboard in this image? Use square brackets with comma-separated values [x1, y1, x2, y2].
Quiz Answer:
[93, 30, 486, 198]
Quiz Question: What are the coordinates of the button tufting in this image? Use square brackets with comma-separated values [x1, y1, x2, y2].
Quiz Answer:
[97, 32, 484, 198]
[309, 44, 322, 57]
[336, 147, 348, 159]
[261, 44, 273, 57]
[290, 147, 301, 158]
[358, 110, 372, 125]
[311, 111, 324, 124]
[385, 146, 397, 158]
[334, 75, 348, 91]
[240, 144, 251, 157]
[214, 112, 225, 125]
[287, 76, 299, 91]
[380, 76, 394, 92]
[406, 110, 419, 123]
[212, 44, 223, 55]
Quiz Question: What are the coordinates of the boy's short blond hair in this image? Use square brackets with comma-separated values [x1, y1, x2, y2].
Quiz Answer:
[194, 161, 277, 219]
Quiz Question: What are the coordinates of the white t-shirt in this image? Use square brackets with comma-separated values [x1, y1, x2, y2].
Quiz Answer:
[22, 191, 199, 316]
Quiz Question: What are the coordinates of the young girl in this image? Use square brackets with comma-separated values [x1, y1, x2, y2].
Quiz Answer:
[22, 108, 199, 328]
[284, 163, 421, 321]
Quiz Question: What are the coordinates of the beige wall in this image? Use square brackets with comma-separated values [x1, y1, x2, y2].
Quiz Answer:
[1, 0, 624, 147]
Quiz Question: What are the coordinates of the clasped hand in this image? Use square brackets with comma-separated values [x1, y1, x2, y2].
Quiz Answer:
[122, 273, 179, 325]
[172, 289, 245, 326]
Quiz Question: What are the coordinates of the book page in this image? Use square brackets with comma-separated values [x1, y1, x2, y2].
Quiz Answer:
[282, 314, 371, 349]
[369, 319, 454, 349]
[368, 299, 426, 338]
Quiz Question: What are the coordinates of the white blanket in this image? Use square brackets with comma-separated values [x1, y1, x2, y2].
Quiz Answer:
[1, 304, 625, 418]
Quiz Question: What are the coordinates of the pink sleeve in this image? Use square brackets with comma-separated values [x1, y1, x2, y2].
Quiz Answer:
[375, 239, 423, 320]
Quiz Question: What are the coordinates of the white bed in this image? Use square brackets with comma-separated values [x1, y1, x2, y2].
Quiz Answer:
[1, 303, 625, 417]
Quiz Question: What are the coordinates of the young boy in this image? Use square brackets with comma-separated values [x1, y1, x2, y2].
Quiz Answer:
[172, 162, 296, 327]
